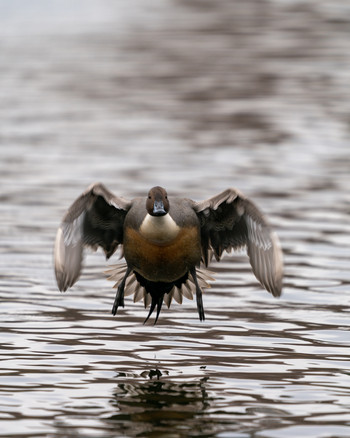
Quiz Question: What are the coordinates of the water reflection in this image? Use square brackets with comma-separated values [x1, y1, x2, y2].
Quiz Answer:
[108, 375, 212, 437]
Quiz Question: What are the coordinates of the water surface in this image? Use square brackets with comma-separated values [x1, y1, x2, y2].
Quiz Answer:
[1, 1, 350, 437]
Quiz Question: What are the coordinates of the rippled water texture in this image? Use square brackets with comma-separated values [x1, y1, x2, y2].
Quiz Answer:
[1, 0, 350, 437]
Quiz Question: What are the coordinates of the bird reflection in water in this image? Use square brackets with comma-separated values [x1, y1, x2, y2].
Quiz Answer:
[107, 373, 213, 437]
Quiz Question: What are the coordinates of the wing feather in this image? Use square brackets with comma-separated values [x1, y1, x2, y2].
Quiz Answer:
[54, 183, 131, 292]
[194, 188, 283, 297]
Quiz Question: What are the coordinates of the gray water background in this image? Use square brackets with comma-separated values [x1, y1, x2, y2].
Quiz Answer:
[1, 1, 350, 437]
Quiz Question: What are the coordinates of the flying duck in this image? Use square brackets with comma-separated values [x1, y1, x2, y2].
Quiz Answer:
[54, 183, 283, 324]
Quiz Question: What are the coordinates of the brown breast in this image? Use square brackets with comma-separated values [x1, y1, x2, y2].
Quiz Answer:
[123, 225, 201, 282]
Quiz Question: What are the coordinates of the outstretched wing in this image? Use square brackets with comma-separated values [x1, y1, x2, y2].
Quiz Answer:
[54, 182, 131, 292]
[194, 188, 283, 297]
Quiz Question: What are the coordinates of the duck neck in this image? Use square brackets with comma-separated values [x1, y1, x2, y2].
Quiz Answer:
[139, 213, 180, 244]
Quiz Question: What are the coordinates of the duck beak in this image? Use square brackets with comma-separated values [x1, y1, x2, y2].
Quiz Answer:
[153, 200, 166, 216]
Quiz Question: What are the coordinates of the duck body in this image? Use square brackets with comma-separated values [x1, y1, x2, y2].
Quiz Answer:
[54, 183, 283, 324]
[124, 197, 201, 283]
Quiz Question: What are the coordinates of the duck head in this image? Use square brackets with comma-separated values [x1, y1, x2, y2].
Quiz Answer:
[146, 186, 169, 217]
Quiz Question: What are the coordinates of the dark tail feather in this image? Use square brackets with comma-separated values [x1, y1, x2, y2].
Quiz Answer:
[154, 296, 163, 325]
[143, 300, 156, 325]
[134, 271, 189, 324]
[143, 293, 164, 325]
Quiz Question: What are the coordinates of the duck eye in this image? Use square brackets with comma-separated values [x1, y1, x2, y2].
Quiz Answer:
[148, 195, 151, 199]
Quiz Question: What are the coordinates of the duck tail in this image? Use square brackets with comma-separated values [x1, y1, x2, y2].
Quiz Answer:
[143, 292, 164, 325]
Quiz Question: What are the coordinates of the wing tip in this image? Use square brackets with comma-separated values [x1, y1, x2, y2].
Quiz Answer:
[55, 268, 80, 292]
[268, 281, 283, 298]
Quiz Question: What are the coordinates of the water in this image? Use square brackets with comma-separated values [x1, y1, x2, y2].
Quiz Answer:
[1, 1, 350, 437]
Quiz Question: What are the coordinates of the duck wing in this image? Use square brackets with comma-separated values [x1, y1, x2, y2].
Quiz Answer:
[54, 182, 131, 292]
[194, 188, 283, 297]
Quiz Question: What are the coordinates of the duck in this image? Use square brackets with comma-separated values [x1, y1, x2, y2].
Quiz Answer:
[54, 183, 283, 324]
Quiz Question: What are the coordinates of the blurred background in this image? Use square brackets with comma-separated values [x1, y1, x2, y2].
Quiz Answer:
[0, 1, 350, 437]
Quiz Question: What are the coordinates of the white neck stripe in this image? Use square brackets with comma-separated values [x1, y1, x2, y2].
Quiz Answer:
[139, 213, 180, 243]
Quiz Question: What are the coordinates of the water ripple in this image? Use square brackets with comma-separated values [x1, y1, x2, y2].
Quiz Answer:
[1, 0, 350, 437]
